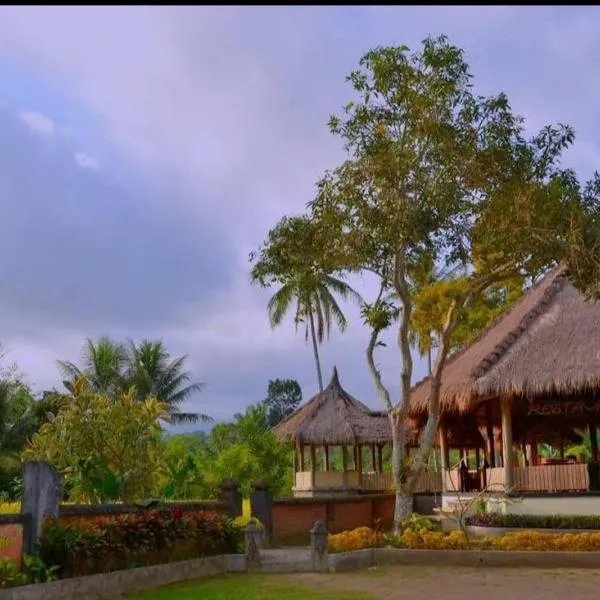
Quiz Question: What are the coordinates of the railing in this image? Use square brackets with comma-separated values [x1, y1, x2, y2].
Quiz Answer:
[360, 470, 442, 493]
[514, 464, 588, 492]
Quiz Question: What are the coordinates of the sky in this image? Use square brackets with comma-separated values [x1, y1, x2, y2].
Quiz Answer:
[0, 6, 599, 425]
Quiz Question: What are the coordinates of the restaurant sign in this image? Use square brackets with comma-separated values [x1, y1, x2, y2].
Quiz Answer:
[527, 398, 600, 416]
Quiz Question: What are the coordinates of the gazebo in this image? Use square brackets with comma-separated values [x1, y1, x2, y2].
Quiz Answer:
[274, 367, 441, 497]
[410, 265, 600, 512]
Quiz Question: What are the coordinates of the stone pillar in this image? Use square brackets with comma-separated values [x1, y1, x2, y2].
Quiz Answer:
[500, 397, 514, 491]
[310, 521, 328, 572]
[21, 461, 62, 555]
[220, 479, 242, 518]
[250, 480, 273, 547]
[245, 521, 261, 569]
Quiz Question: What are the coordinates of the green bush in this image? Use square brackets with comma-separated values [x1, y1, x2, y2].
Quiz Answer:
[466, 513, 600, 530]
[0, 559, 26, 588]
[39, 509, 243, 579]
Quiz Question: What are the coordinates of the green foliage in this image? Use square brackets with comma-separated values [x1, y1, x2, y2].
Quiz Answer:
[58, 337, 209, 424]
[262, 378, 302, 428]
[0, 559, 26, 588]
[38, 510, 242, 578]
[200, 403, 293, 498]
[21, 554, 59, 584]
[23, 377, 169, 503]
[401, 513, 436, 533]
[467, 512, 600, 530]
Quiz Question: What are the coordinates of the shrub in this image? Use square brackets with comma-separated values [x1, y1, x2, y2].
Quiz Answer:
[401, 513, 436, 533]
[328, 527, 383, 553]
[466, 513, 600, 530]
[232, 514, 263, 530]
[0, 559, 26, 588]
[482, 530, 600, 552]
[39, 509, 242, 578]
[386, 529, 469, 550]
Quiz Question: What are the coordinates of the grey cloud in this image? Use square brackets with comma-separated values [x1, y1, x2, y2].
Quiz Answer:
[0, 109, 234, 336]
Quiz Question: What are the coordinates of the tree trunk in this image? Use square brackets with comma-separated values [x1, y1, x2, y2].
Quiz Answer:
[308, 310, 324, 392]
[391, 414, 412, 531]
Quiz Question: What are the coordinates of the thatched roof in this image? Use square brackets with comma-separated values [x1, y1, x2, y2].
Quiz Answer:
[411, 266, 600, 414]
[273, 367, 392, 445]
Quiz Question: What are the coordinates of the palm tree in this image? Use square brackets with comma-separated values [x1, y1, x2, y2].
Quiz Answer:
[58, 337, 209, 424]
[57, 337, 126, 395]
[267, 273, 362, 391]
[124, 340, 209, 425]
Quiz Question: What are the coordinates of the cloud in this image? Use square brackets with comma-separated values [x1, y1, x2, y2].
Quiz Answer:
[73, 151, 99, 170]
[0, 7, 599, 420]
[19, 110, 55, 137]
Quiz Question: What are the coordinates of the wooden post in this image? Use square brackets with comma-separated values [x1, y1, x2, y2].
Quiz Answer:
[377, 445, 383, 473]
[501, 397, 514, 490]
[356, 445, 363, 474]
[310, 445, 317, 487]
[371, 444, 377, 472]
[486, 403, 495, 468]
[439, 424, 450, 492]
[324, 445, 330, 471]
[299, 443, 305, 471]
[342, 445, 348, 487]
[559, 432, 565, 461]
[589, 420, 599, 462]
[475, 447, 481, 469]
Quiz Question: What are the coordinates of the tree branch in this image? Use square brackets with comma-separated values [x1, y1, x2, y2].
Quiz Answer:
[366, 326, 393, 413]
[393, 250, 413, 419]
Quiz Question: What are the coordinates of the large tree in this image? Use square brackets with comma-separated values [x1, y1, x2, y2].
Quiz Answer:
[252, 36, 600, 527]
[254, 215, 362, 392]
[262, 378, 302, 428]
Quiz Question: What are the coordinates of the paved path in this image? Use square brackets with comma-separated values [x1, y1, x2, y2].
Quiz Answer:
[290, 566, 600, 599]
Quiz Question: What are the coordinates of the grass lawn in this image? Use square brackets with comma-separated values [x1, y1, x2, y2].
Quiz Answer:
[126, 574, 373, 600]
[125, 567, 600, 600]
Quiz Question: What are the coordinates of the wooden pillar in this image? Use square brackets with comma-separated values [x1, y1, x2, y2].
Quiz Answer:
[559, 432, 565, 461]
[439, 424, 450, 492]
[342, 445, 349, 487]
[299, 443, 305, 471]
[371, 444, 377, 472]
[324, 445, 330, 471]
[356, 445, 363, 474]
[589, 420, 599, 462]
[475, 447, 481, 469]
[501, 397, 514, 490]
[377, 445, 383, 473]
[310, 445, 317, 487]
[530, 442, 539, 467]
[293, 444, 298, 473]
[486, 403, 495, 468]
[523, 442, 529, 467]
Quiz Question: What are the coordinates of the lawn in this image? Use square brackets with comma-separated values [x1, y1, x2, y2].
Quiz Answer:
[126, 567, 600, 600]
[126, 574, 373, 600]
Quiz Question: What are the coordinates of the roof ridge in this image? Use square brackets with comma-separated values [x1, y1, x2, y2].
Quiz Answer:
[471, 268, 568, 378]
[409, 264, 566, 393]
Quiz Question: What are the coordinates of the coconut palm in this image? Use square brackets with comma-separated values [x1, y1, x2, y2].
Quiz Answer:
[58, 337, 208, 424]
[57, 337, 127, 395]
[124, 340, 209, 425]
[267, 272, 362, 391]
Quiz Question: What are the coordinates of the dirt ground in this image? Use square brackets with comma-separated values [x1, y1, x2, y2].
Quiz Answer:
[289, 566, 600, 600]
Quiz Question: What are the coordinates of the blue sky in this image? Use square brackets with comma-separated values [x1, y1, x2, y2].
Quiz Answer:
[0, 6, 599, 422]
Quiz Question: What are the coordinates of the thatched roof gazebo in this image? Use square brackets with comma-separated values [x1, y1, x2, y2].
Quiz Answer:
[274, 367, 390, 447]
[410, 265, 600, 493]
[273, 368, 392, 496]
